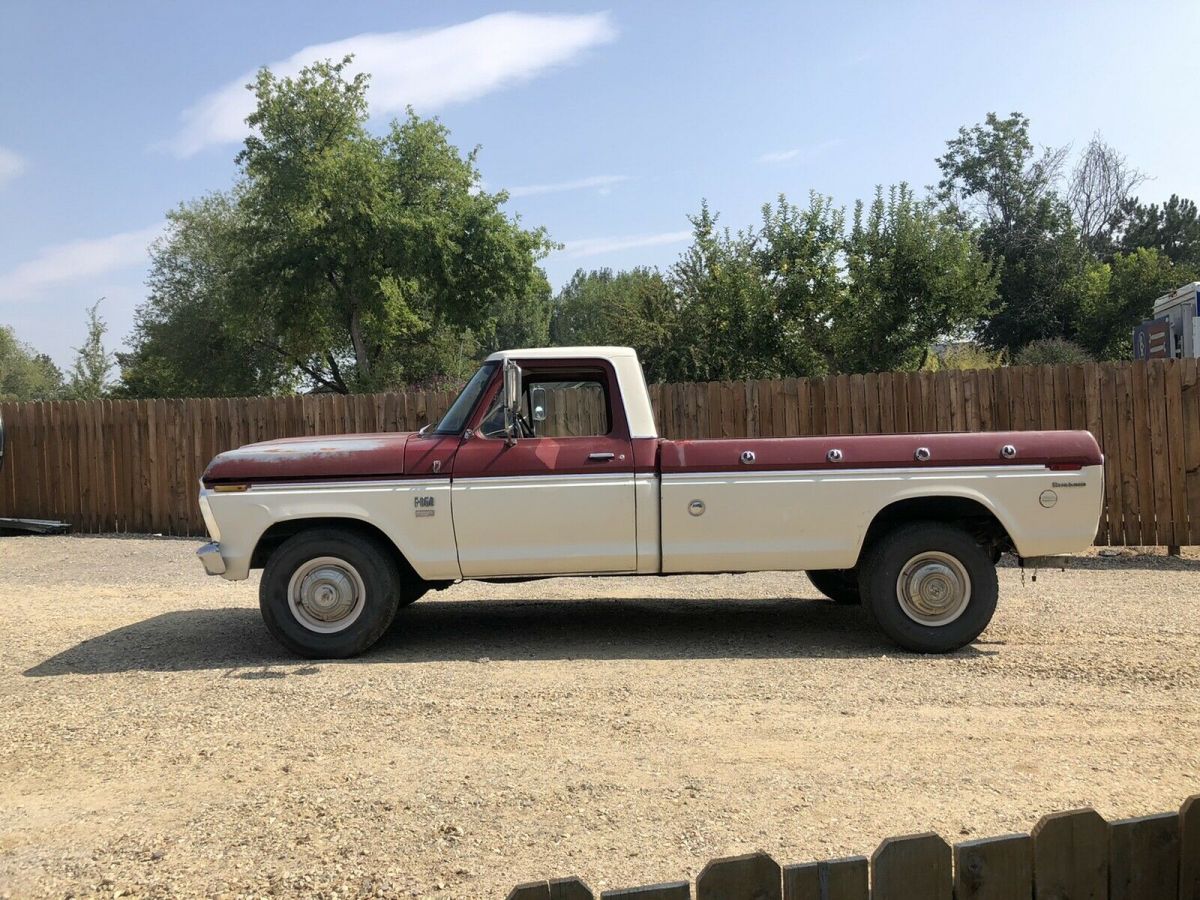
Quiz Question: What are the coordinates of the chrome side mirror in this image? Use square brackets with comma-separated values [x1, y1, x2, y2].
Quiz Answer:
[502, 359, 522, 445]
[530, 386, 547, 423]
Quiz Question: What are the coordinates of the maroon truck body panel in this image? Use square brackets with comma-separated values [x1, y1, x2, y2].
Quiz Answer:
[659, 430, 1102, 472]
[203, 433, 411, 485]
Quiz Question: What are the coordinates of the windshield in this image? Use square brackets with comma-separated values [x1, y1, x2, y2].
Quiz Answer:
[432, 363, 497, 434]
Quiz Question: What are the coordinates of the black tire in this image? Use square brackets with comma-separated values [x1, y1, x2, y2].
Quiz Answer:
[858, 521, 998, 654]
[260, 527, 401, 659]
[397, 580, 429, 609]
[806, 568, 861, 605]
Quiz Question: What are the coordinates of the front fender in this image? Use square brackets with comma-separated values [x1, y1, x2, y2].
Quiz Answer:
[200, 478, 460, 581]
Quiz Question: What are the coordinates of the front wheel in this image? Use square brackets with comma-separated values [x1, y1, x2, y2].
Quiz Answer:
[859, 522, 998, 654]
[260, 527, 401, 658]
[806, 569, 861, 605]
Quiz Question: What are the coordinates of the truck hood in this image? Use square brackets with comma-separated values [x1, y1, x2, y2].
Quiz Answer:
[202, 432, 412, 485]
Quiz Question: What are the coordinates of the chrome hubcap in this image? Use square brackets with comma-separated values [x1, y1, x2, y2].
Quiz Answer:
[287, 557, 366, 634]
[896, 551, 971, 626]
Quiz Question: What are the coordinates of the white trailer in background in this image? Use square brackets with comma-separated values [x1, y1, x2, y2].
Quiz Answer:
[1134, 281, 1200, 360]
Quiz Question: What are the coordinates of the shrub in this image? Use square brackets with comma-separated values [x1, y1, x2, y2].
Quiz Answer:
[1014, 338, 1093, 366]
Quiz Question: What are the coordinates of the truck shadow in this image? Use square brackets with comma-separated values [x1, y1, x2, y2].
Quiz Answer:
[23, 595, 995, 678]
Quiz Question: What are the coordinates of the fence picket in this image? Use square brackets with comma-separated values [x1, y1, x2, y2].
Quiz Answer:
[1108, 813, 1179, 900]
[696, 852, 781, 900]
[870, 833, 951, 900]
[1031, 808, 1108, 900]
[952, 834, 1031, 900]
[781, 855, 868, 900]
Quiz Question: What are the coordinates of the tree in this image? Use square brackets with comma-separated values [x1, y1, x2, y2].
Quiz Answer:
[116, 194, 295, 398]
[936, 112, 1085, 353]
[667, 197, 845, 381]
[1070, 248, 1196, 360]
[0, 326, 63, 401]
[120, 56, 553, 396]
[1067, 133, 1146, 258]
[549, 267, 681, 382]
[66, 300, 113, 400]
[835, 185, 996, 373]
[1118, 194, 1200, 269]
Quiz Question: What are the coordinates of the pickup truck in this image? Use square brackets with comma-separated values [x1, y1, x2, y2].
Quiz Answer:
[197, 347, 1104, 658]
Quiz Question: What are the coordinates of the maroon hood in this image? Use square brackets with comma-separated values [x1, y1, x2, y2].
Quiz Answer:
[203, 432, 412, 485]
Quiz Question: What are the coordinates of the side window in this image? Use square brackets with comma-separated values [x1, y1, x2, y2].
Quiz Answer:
[526, 378, 609, 437]
[477, 371, 611, 438]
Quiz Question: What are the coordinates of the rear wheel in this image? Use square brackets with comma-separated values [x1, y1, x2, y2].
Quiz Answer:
[806, 568, 861, 605]
[859, 521, 998, 653]
[260, 527, 401, 658]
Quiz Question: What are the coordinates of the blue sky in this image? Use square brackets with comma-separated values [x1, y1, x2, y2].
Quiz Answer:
[2, 0, 1198, 368]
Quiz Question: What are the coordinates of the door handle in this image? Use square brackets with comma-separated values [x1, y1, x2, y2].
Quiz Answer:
[588, 452, 615, 461]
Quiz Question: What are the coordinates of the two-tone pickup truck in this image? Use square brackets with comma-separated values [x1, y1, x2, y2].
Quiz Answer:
[197, 347, 1104, 658]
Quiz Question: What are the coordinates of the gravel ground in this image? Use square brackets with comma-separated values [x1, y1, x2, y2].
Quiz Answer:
[0, 535, 1197, 899]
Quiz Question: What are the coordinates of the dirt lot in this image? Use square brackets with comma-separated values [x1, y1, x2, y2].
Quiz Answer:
[0, 536, 1197, 898]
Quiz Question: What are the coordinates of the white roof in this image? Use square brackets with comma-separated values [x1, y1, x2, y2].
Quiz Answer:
[485, 346, 638, 362]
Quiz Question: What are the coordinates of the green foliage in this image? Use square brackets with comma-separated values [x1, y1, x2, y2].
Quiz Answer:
[65, 300, 114, 400]
[549, 267, 679, 382]
[553, 190, 996, 381]
[1014, 337, 1092, 367]
[119, 56, 553, 396]
[0, 326, 64, 401]
[115, 194, 294, 398]
[837, 185, 996, 373]
[668, 197, 845, 381]
[936, 112, 1084, 353]
[1118, 194, 1200, 268]
[1070, 248, 1196, 360]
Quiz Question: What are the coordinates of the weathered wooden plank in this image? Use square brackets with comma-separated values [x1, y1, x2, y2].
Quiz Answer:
[548, 877, 595, 899]
[1130, 362, 1155, 545]
[1182, 794, 1200, 900]
[1109, 812, 1179, 900]
[782, 855, 868, 899]
[1098, 364, 1124, 545]
[1031, 807, 1107, 900]
[870, 833, 951, 900]
[601, 883, 690, 899]
[509, 882, 551, 900]
[1182, 361, 1200, 545]
[952, 833, 1032, 900]
[1165, 360, 1188, 547]
[696, 851, 781, 900]
[850, 374, 867, 434]
[1146, 362, 1175, 545]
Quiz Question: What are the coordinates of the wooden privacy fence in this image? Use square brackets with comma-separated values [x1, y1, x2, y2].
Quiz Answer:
[2, 359, 1200, 543]
[507, 795, 1200, 899]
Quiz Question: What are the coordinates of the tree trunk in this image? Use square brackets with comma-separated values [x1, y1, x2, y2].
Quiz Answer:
[348, 305, 372, 384]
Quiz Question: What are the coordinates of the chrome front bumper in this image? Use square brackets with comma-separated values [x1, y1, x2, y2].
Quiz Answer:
[197, 541, 226, 576]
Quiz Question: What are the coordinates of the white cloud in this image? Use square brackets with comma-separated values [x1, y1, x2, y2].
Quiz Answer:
[508, 174, 631, 198]
[558, 230, 692, 259]
[167, 12, 617, 157]
[0, 222, 164, 303]
[0, 146, 26, 187]
[757, 138, 844, 165]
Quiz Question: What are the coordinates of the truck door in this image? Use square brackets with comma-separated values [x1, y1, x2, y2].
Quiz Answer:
[451, 363, 637, 577]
